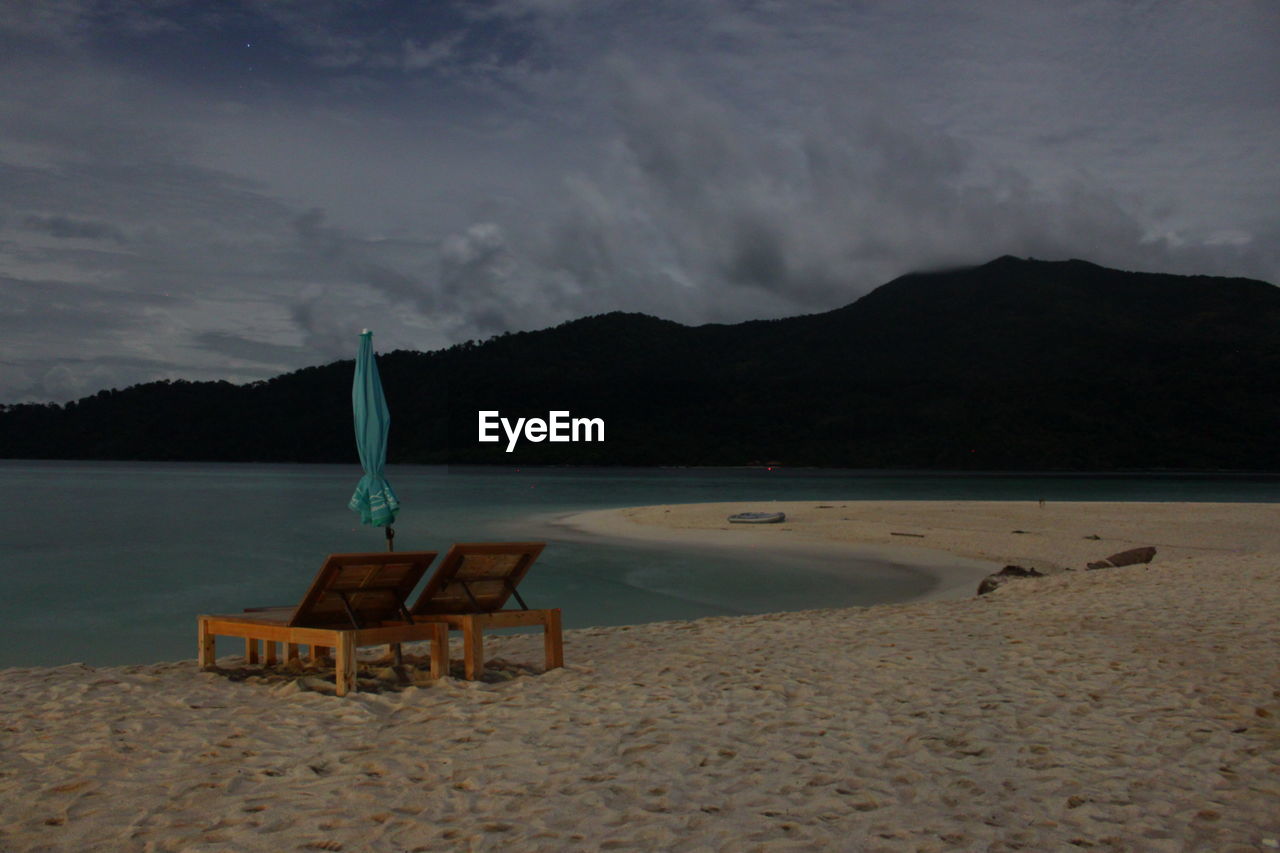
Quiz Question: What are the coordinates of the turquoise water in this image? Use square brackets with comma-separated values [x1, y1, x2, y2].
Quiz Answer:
[1, 461, 1277, 668]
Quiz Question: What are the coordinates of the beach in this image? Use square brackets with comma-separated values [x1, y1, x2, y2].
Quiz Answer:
[2, 500, 1278, 851]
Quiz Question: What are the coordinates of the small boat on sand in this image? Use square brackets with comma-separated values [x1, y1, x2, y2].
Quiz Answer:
[727, 511, 786, 524]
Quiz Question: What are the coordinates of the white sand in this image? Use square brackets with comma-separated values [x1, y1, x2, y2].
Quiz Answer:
[2, 500, 1278, 851]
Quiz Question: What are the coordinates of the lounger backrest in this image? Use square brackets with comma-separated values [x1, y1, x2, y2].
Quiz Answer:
[411, 542, 546, 615]
[289, 551, 437, 628]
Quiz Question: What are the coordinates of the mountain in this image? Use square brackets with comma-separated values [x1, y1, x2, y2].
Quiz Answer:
[3, 256, 1279, 470]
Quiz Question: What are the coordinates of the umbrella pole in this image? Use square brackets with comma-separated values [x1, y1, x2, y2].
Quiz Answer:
[385, 523, 404, 670]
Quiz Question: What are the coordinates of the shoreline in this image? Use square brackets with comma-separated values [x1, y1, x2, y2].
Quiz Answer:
[2, 499, 1277, 849]
[554, 498, 1280, 602]
[554, 505, 1001, 604]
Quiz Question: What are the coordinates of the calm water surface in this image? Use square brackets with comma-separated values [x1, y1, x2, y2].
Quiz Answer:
[1, 461, 1277, 668]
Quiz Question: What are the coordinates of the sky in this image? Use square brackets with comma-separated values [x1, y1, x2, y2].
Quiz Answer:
[1, 0, 1278, 404]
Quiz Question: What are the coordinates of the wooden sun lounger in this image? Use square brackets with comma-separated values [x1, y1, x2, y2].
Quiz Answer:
[197, 551, 449, 696]
[409, 542, 563, 681]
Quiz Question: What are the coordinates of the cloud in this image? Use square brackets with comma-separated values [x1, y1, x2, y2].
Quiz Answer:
[287, 208, 555, 344]
[189, 332, 309, 366]
[525, 69, 1007, 315]
[437, 222, 527, 332]
[288, 296, 357, 359]
[0, 0, 1276, 404]
[23, 214, 127, 242]
[524, 52, 1279, 321]
[290, 209, 429, 310]
[402, 34, 463, 71]
[0, 274, 176, 336]
[0, 0, 91, 45]
[440, 223, 506, 294]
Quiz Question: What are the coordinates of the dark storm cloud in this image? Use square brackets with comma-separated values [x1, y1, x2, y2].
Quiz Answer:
[287, 206, 551, 344]
[287, 296, 368, 360]
[530, 53, 1280, 318]
[0, 274, 185, 401]
[532, 70, 1042, 313]
[0, 274, 177, 335]
[291, 207, 428, 308]
[188, 332, 309, 366]
[23, 215, 127, 242]
[0, 0, 1277, 403]
[437, 223, 522, 332]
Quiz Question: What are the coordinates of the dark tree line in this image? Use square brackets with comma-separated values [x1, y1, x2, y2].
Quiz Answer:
[3, 256, 1279, 470]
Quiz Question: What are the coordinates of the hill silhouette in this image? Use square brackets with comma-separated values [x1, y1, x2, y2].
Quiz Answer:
[3, 256, 1278, 470]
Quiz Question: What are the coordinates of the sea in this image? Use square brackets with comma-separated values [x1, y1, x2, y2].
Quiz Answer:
[1, 460, 1277, 669]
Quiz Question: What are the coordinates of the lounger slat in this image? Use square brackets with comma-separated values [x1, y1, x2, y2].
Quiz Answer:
[454, 554, 522, 580]
[291, 553, 436, 628]
[411, 543, 545, 615]
[429, 579, 510, 611]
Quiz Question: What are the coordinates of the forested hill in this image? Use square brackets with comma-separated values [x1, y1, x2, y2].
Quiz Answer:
[3, 256, 1280, 470]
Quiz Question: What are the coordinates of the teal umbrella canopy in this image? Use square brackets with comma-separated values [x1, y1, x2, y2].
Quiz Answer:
[348, 330, 400, 532]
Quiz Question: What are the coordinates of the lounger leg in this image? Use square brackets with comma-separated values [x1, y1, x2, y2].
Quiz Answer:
[245, 638, 260, 665]
[544, 608, 564, 671]
[311, 645, 330, 662]
[334, 634, 356, 697]
[430, 623, 448, 680]
[198, 619, 215, 670]
[286, 643, 300, 663]
[264, 641, 278, 666]
[462, 615, 484, 681]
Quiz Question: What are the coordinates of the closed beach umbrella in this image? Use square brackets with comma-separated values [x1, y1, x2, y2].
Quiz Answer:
[348, 329, 400, 550]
